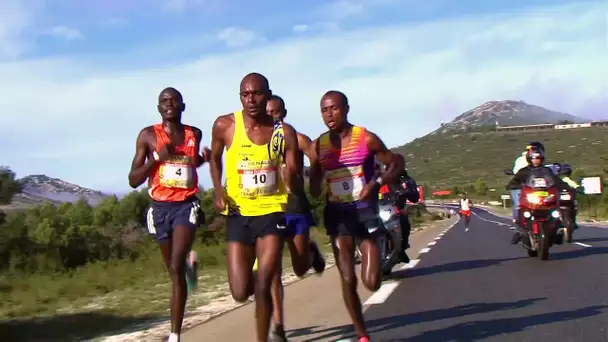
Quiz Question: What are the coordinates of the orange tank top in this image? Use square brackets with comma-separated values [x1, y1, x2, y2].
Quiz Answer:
[148, 124, 199, 202]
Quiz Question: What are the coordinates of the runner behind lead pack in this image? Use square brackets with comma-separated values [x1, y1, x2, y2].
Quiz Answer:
[128, 87, 210, 342]
[265, 94, 326, 341]
[309, 90, 405, 342]
[209, 73, 304, 342]
[459, 193, 473, 231]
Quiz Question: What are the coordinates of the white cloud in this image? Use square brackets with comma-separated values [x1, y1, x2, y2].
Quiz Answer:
[217, 27, 261, 47]
[0, 0, 42, 59]
[0, 1, 606, 192]
[47, 25, 84, 41]
[292, 24, 309, 33]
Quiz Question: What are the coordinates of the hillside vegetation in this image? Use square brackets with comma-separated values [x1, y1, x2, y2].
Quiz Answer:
[395, 126, 607, 190]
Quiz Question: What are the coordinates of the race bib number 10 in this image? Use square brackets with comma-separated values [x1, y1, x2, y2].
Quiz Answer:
[159, 164, 194, 189]
[241, 169, 278, 196]
[329, 177, 365, 202]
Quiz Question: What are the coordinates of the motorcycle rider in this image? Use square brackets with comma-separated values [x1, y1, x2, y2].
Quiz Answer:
[552, 163, 583, 232]
[506, 145, 571, 245]
[510, 142, 544, 222]
[377, 154, 420, 263]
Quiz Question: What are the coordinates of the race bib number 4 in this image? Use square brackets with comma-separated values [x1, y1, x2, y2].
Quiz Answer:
[329, 177, 365, 202]
[159, 163, 194, 188]
[240, 169, 278, 197]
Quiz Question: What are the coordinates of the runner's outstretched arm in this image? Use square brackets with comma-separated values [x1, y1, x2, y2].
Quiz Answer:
[128, 128, 158, 188]
[308, 139, 323, 198]
[367, 131, 404, 185]
[282, 123, 304, 195]
[192, 127, 210, 167]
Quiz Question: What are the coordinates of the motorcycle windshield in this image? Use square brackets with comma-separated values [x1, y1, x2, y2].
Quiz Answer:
[525, 168, 556, 189]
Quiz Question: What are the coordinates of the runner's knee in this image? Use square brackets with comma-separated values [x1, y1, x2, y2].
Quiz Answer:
[169, 256, 186, 278]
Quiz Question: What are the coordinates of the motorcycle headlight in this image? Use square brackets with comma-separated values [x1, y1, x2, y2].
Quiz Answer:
[560, 194, 571, 200]
[523, 211, 531, 218]
[379, 210, 392, 221]
[526, 193, 541, 204]
[551, 210, 560, 218]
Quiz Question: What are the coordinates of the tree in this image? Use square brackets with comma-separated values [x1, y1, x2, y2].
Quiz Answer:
[474, 177, 489, 196]
[0, 167, 22, 205]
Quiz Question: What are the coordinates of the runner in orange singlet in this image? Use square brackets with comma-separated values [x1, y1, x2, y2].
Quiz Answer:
[128, 87, 211, 342]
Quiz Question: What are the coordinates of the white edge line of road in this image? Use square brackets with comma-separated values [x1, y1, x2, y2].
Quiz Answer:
[428, 241, 437, 246]
[363, 282, 400, 305]
[574, 242, 592, 248]
[364, 219, 458, 306]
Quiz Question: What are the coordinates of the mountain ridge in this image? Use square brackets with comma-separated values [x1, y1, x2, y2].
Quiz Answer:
[3, 174, 109, 210]
[432, 100, 588, 134]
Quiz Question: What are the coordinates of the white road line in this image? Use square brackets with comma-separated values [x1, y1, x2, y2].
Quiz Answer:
[574, 242, 592, 248]
[419, 247, 431, 254]
[363, 282, 400, 305]
[398, 259, 420, 270]
[434, 237, 441, 241]
[428, 241, 437, 246]
[438, 233, 444, 237]
[472, 211, 511, 227]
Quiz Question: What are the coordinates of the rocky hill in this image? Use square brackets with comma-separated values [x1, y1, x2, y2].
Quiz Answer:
[433, 100, 588, 133]
[394, 101, 605, 191]
[4, 175, 108, 210]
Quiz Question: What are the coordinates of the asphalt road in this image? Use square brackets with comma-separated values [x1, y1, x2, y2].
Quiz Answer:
[362, 207, 608, 342]
[183, 208, 608, 341]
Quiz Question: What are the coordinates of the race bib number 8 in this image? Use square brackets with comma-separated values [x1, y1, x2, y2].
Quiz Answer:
[159, 164, 194, 188]
[329, 177, 365, 202]
[241, 169, 278, 196]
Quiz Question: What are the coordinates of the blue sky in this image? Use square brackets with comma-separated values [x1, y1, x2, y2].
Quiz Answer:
[0, 0, 606, 194]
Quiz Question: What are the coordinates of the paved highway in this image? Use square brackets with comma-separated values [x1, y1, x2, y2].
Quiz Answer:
[183, 208, 608, 341]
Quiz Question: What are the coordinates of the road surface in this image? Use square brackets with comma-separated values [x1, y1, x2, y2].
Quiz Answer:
[183, 208, 608, 341]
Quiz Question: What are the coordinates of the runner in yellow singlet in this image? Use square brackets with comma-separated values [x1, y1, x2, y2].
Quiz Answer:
[209, 73, 304, 342]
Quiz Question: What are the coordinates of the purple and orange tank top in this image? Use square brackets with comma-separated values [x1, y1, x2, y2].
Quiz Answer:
[318, 126, 375, 209]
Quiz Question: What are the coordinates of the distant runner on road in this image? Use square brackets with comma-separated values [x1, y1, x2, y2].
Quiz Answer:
[265, 94, 326, 341]
[309, 90, 405, 342]
[128, 87, 210, 342]
[459, 193, 473, 231]
[209, 73, 304, 342]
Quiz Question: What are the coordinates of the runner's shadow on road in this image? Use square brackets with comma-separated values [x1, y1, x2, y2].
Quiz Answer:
[550, 246, 608, 261]
[403, 305, 607, 342]
[386, 257, 522, 280]
[287, 297, 546, 341]
[0, 311, 167, 342]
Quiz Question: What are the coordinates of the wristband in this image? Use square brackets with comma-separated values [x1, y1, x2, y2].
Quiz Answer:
[152, 151, 160, 161]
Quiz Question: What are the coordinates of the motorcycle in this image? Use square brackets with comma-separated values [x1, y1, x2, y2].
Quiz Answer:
[506, 167, 564, 260]
[354, 199, 403, 276]
[505, 165, 578, 244]
[550, 163, 578, 243]
[558, 188, 576, 243]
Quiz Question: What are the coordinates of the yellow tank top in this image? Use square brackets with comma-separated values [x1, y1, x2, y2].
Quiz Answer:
[223, 110, 287, 216]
